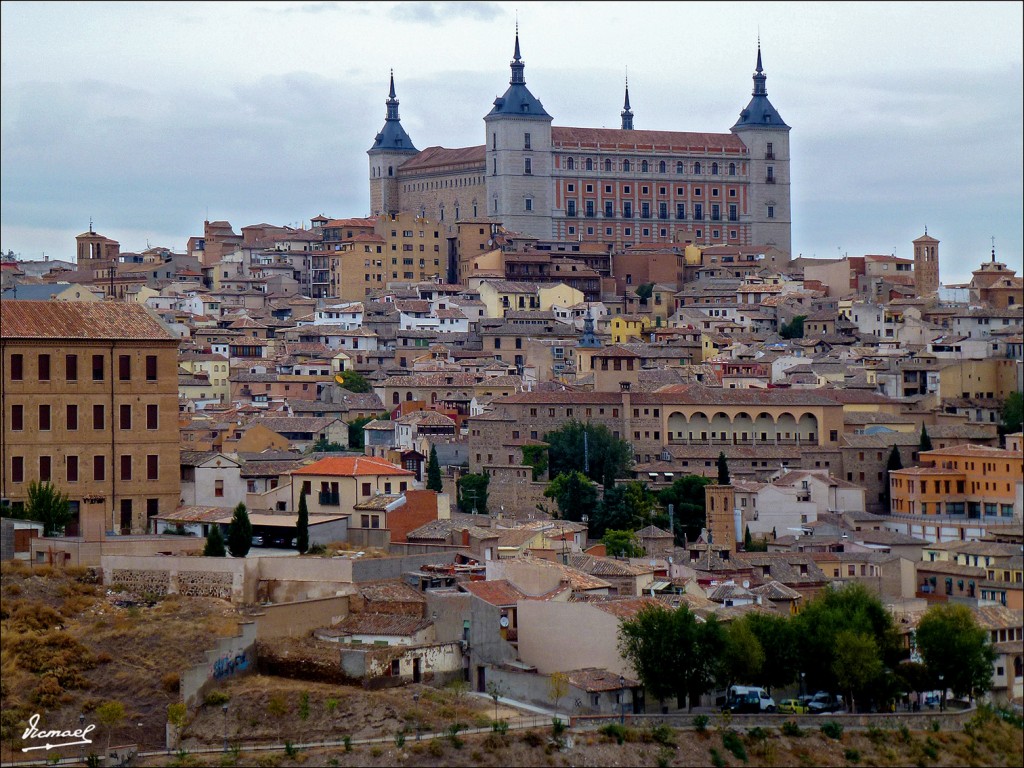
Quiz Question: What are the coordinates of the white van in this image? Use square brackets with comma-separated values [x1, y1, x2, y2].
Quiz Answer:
[728, 685, 776, 712]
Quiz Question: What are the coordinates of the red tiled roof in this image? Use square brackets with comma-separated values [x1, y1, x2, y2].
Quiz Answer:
[292, 455, 414, 477]
[460, 579, 526, 606]
[0, 300, 177, 341]
[552, 126, 747, 153]
[398, 145, 486, 172]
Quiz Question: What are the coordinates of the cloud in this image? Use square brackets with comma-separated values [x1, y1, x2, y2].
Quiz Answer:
[390, 1, 504, 26]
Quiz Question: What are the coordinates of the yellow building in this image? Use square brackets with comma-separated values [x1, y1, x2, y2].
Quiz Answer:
[890, 444, 1022, 519]
[475, 280, 584, 319]
[609, 314, 651, 344]
[178, 353, 231, 404]
[938, 358, 1020, 401]
[1, 301, 181, 534]
[376, 211, 445, 283]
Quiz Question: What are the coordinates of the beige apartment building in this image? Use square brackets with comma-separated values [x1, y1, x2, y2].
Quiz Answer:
[1, 301, 181, 534]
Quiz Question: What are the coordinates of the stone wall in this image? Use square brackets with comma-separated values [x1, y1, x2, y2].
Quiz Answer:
[181, 621, 257, 710]
[102, 555, 253, 603]
[250, 595, 350, 640]
[340, 641, 464, 690]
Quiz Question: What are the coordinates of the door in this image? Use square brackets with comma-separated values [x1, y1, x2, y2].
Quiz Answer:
[413, 657, 421, 684]
[476, 666, 486, 693]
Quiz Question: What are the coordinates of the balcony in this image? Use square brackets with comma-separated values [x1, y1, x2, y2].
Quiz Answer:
[765, 152, 775, 160]
[318, 491, 340, 506]
[766, 177, 776, 185]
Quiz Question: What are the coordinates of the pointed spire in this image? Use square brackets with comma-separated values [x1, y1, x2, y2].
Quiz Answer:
[510, 24, 526, 84]
[752, 40, 767, 96]
[620, 70, 634, 131]
[756, 36, 763, 73]
[388, 68, 396, 100]
[514, 19, 521, 62]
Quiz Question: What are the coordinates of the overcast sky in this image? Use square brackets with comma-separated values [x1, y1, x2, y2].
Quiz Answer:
[2, 1, 1022, 283]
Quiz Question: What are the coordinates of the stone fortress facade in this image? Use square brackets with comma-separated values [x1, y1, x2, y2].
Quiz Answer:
[368, 31, 792, 255]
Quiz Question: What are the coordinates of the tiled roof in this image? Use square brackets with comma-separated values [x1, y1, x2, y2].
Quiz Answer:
[398, 145, 486, 172]
[358, 580, 427, 604]
[331, 612, 432, 637]
[1, 300, 177, 341]
[565, 668, 639, 692]
[460, 579, 526, 606]
[552, 126, 746, 153]
[590, 596, 664, 619]
[292, 456, 414, 477]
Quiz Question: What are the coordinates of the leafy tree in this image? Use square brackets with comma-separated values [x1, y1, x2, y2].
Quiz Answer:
[882, 445, 903, 513]
[618, 604, 683, 711]
[592, 481, 659, 537]
[779, 315, 806, 339]
[227, 502, 252, 558]
[744, 613, 800, 693]
[521, 444, 548, 482]
[426, 445, 443, 492]
[918, 424, 933, 452]
[832, 630, 883, 713]
[457, 473, 489, 515]
[915, 603, 997, 703]
[336, 369, 371, 393]
[719, 618, 765, 689]
[634, 283, 655, 303]
[545, 421, 633, 488]
[547, 672, 569, 717]
[23, 481, 72, 536]
[1000, 391, 1023, 436]
[602, 529, 644, 558]
[203, 524, 226, 557]
[296, 491, 309, 554]
[543, 471, 599, 523]
[346, 414, 384, 450]
[311, 437, 346, 453]
[96, 700, 125, 755]
[687, 615, 726, 710]
[656, 475, 713, 544]
[717, 452, 730, 485]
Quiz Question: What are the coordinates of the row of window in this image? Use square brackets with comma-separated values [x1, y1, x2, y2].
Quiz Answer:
[564, 201, 739, 221]
[8, 403, 159, 431]
[564, 224, 740, 242]
[8, 353, 159, 383]
[563, 157, 741, 176]
[9, 453, 161, 483]
[568, 182, 737, 198]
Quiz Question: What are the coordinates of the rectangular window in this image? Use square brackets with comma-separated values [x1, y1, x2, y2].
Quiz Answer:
[12, 456, 24, 483]
[146, 404, 158, 430]
[361, 482, 371, 496]
[66, 455, 79, 483]
[120, 454, 132, 481]
[93, 455, 105, 482]
[524, 158, 532, 175]
[92, 354, 104, 381]
[118, 355, 131, 381]
[767, 205, 775, 219]
[147, 499, 159, 518]
[525, 198, 533, 211]
[10, 354, 23, 380]
[524, 132, 531, 149]
[93, 404, 105, 430]
[65, 354, 78, 381]
[119, 404, 132, 430]
[38, 404, 51, 431]
[694, 203, 703, 220]
[39, 456, 52, 482]
[147, 455, 159, 481]
[66, 404, 78, 431]
[145, 355, 157, 381]
[38, 354, 51, 381]
[11, 404, 23, 431]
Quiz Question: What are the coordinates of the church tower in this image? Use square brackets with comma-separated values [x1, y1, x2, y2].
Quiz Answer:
[620, 76, 634, 130]
[367, 71, 418, 216]
[705, 483, 739, 555]
[731, 43, 792, 256]
[483, 28, 554, 238]
[913, 231, 940, 295]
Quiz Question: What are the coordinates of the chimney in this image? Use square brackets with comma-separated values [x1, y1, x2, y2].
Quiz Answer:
[436, 491, 451, 520]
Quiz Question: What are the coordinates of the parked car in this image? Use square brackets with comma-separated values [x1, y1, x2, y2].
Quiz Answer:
[251, 535, 264, 547]
[728, 685, 777, 712]
[808, 692, 845, 713]
[778, 698, 810, 714]
[723, 692, 762, 714]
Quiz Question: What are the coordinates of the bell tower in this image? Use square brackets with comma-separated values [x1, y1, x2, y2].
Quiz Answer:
[912, 230, 940, 295]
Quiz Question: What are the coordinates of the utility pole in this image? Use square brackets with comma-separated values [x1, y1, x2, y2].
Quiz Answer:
[583, 427, 589, 477]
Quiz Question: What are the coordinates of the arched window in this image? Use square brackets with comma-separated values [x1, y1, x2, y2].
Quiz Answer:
[694, 162, 701, 175]
[659, 160, 666, 173]
[605, 159, 612, 172]
[676, 161, 684, 174]
[405, 392, 414, 401]
[729, 163, 736, 176]
[566, 157, 575, 170]
[641, 160, 649, 173]
[623, 160, 631, 172]
[711, 163, 719, 175]
[585, 158, 593, 171]
[392, 391, 400, 405]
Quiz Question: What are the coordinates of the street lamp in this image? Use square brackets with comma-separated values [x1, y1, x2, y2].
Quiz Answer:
[412, 693, 421, 740]
[619, 675, 626, 725]
[222, 704, 229, 752]
[938, 674, 944, 712]
[79, 714, 86, 764]
[800, 672, 806, 700]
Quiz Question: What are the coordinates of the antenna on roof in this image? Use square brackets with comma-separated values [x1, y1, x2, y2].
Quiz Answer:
[89, 217, 94, 234]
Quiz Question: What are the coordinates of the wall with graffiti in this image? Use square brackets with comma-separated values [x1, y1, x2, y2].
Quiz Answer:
[180, 621, 257, 709]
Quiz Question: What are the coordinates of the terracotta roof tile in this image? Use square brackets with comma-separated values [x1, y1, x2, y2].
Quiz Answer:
[292, 455, 414, 477]
[1, 300, 177, 341]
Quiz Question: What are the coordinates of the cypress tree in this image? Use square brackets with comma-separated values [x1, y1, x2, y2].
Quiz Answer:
[919, 424, 933, 452]
[203, 524, 226, 557]
[882, 445, 904, 513]
[744, 525, 753, 551]
[227, 502, 252, 558]
[426, 445, 443, 492]
[296, 490, 309, 554]
[717, 452, 730, 485]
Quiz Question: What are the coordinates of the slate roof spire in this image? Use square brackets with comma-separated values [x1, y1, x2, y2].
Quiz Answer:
[510, 23, 526, 85]
[369, 70, 418, 154]
[486, 25, 551, 119]
[731, 40, 790, 132]
[621, 72, 634, 130]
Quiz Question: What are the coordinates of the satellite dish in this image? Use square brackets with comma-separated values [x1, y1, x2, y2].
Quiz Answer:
[487, 239, 494, 247]
[499, 615, 510, 628]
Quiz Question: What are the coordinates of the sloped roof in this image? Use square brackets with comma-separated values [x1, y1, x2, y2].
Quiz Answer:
[292, 456, 414, 477]
[1, 300, 176, 341]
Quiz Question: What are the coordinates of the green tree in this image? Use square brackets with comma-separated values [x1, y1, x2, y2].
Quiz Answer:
[457, 473, 489, 515]
[915, 603, 997, 704]
[882, 445, 903, 513]
[717, 452, 730, 485]
[744, 613, 800, 693]
[1000, 391, 1023, 436]
[720, 618, 765, 689]
[336, 369, 371, 393]
[919, 424, 933, 452]
[634, 283, 655, 303]
[592, 480, 659, 537]
[780, 315, 806, 339]
[602, 529, 644, 558]
[227, 502, 252, 558]
[23, 481, 72, 536]
[346, 415, 378, 451]
[832, 630, 883, 713]
[521, 444, 548, 482]
[96, 700, 125, 755]
[618, 604, 684, 711]
[426, 445, 443, 492]
[296, 491, 309, 554]
[687, 615, 726, 710]
[311, 437, 346, 453]
[545, 421, 633, 487]
[656, 474, 713, 544]
[203, 524, 226, 557]
[543, 471, 599, 523]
